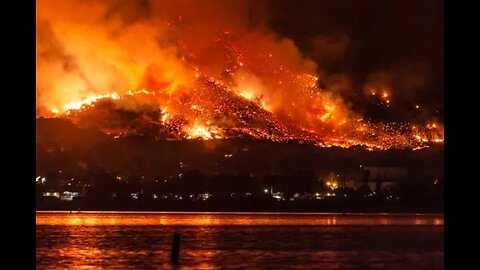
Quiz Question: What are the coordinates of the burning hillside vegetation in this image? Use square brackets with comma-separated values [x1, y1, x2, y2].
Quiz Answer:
[36, 0, 443, 151]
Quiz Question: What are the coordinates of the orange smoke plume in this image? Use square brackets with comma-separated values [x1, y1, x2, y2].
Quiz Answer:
[36, 0, 443, 150]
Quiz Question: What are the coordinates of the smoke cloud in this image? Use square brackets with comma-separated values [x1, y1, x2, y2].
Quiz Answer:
[37, 0, 315, 111]
[36, 0, 443, 149]
[36, 0, 351, 127]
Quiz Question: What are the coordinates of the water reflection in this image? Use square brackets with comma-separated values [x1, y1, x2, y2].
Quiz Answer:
[36, 211, 444, 226]
[36, 212, 443, 269]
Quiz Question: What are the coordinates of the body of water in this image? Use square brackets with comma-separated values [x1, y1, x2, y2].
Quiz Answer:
[36, 211, 443, 269]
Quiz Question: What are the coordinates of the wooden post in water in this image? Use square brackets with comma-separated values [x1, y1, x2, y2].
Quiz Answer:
[171, 233, 181, 264]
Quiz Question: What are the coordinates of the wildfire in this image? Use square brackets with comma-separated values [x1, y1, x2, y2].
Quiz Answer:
[36, 0, 443, 151]
[186, 124, 222, 140]
[239, 91, 254, 100]
[61, 93, 120, 112]
[319, 104, 334, 122]
[49, 81, 443, 150]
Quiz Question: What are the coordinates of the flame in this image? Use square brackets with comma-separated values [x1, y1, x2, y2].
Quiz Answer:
[239, 91, 254, 100]
[50, 84, 443, 150]
[186, 124, 222, 140]
[36, 0, 443, 151]
[63, 93, 119, 111]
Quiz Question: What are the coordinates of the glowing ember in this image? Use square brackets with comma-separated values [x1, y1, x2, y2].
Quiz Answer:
[186, 125, 222, 140]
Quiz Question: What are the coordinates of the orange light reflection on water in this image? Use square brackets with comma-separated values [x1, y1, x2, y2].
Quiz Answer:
[36, 211, 443, 226]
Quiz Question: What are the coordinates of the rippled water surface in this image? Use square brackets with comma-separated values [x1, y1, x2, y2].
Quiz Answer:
[36, 212, 443, 269]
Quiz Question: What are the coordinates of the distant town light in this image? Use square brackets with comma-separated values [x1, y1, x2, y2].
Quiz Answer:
[264, 188, 269, 193]
[42, 192, 60, 198]
[61, 191, 79, 201]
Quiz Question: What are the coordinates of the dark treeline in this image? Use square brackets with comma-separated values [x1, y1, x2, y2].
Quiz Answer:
[36, 167, 443, 213]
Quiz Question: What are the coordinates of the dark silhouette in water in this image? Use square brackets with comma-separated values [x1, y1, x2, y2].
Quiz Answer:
[171, 233, 181, 264]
